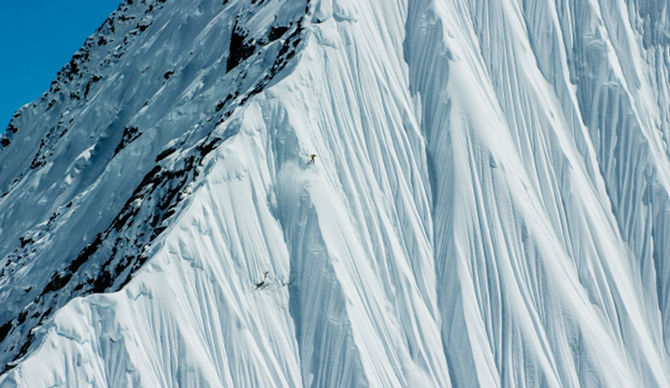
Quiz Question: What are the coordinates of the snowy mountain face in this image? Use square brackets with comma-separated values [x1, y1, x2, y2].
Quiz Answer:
[1, 0, 670, 386]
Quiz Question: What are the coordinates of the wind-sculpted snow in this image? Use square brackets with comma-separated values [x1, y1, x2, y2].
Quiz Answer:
[404, 0, 670, 386]
[2, 0, 670, 387]
[0, 0, 307, 375]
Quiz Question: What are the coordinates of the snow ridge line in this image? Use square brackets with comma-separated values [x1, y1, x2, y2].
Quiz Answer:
[0, 3, 311, 374]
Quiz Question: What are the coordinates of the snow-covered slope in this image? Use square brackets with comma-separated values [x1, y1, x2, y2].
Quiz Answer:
[1, 0, 670, 386]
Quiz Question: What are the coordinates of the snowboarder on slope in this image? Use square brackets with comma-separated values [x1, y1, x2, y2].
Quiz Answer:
[310, 154, 317, 164]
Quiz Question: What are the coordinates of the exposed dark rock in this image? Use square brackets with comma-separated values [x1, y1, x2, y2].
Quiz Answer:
[1, 5, 310, 375]
[227, 22, 256, 72]
[17, 311, 27, 325]
[114, 126, 142, 155]
[156, 147, 176, 161]
[19, 237, 33, 248]
[85, 75, 103, 98]
[41, 272, 73, 295]
[68, 234, 104, 273]
[0, 322, 11, 342]
[137, 19, 152, 32]
[268, 26, 289, 41]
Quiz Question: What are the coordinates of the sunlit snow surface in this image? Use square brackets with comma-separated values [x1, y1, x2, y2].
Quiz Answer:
[1, 0, 670, 386]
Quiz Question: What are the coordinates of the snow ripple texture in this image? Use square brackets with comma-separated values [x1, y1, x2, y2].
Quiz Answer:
[1, 0, 670, 386]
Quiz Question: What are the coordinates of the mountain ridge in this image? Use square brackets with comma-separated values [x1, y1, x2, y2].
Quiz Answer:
[2, 0, 670, 386]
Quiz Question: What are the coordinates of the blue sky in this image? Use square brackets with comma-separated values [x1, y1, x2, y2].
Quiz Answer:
[0, 1, 121, 130]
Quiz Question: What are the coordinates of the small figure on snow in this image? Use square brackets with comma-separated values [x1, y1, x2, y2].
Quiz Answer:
[256, 271, 269, 289]
[310, 154, 317, 164]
